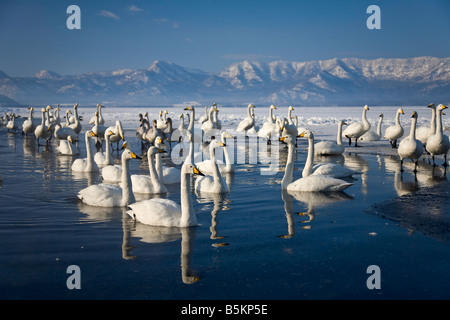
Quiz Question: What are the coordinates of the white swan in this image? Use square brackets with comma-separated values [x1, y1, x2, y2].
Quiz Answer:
[280, 133, 353, 192]
[6, 113, 18, 132]
[71, 130, 99, 173]
[280, 106, 298, 137]
[184, 105, 203, 144]
[416, 103, 436, 149]
[89, 104, 105, 125]
[57, 135, 79, 155]
[157, 110, 168, 130]
[314, 120, 347, 155]
[213, 106, 222, 131]
[199, 106, 209, 124]
[94, 130, 114, 166]
[360, 113, 383, 141]
[257, 105, 278, 143]
[68, 103, 82, 134]
[154, 136, 181, 184]
[197, 132, 234, 174]
[78, 149, 141, 207]
[34, 108, 51, 145]
[106, 120, 124, 150]
[131, 146, 167, 194]
[426, 104, 450, 166]
[384, 108, 405, 148]
[91, 111, 107, 144]
[292, 115, 308, 137]
[22, 107, 38, 136]
[54, 123, 79, 141]
[127, 163, 203, 227]
[342, 105, 371, 147]
[194, 139, 229, 194]
[201, 106, 217, 132]
[236, 104, 255, 135]
[398, 111, 424, 173]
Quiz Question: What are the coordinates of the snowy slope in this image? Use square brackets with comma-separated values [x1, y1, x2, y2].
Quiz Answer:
[1, 57, 449, 106]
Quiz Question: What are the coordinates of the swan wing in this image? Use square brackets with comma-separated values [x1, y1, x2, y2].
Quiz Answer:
[127, 199, 182, 227]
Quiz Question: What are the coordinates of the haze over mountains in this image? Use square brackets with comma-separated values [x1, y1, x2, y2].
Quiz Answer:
[1, 56, 449, 107]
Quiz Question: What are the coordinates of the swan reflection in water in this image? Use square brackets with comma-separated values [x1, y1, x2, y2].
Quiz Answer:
[279, 189, 353, 239]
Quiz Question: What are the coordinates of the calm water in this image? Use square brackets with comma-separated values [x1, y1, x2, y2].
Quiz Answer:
[1, 115, 450, 300]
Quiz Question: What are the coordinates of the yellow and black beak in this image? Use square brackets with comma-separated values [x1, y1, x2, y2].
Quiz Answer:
[193, 167, 205, 176]
[131, 152, 142, 160]
[279, 136, 286, 142]
[218, 141, 226, 147]
[157, 148, 167, 153]
[90, 131, 97, 137]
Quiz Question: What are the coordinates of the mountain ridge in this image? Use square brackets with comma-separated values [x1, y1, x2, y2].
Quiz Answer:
[1, 57, 449, 107]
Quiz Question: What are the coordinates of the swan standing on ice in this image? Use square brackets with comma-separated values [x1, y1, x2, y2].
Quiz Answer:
[426, 104, 450, 167]
[398, 111, 424, 173]
[57, 135, 79, 155]
[106, 120, 124, 151]
[22, 107, 37, 136]
[384, 108, 405, 148]
[280, 133, 354, 192]
[34, 108, 51, 146]
[68, 103, 82, 134]
[127, 163, 204, 227]
[360, 114, 383, 141]
[281, 106, 298, 137]
[236, 104, 255, 136]
[314, 120, 347, 155]
[194, 139, 229, 194]
[78, 149, 141, 207]
[131, 146, 167, 194]
[71, 130, 99, 173]
[416, 103, 436, 151]
[342, 105, 371, 147]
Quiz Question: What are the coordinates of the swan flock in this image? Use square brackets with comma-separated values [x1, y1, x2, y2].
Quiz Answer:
[1, 102, 449, 229]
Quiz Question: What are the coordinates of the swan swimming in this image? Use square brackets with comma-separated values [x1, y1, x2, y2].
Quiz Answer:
[314, 120, 347, 155]
[57, 135, 79, 155]
[197, 132, 234, 174]
[131, 146, 167, 194]
[398, 111, 424, 173]
[71, 130, 99, 173]
[194, 139, 229, 194]
[78, 149, 141, 207]
[126, 163, 204, 227]
[281, 133, 353, 192]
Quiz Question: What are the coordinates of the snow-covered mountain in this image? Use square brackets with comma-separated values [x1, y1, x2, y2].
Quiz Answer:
[1, 57, 449, 106]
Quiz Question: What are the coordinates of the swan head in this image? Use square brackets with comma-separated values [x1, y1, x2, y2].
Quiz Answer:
[398, 108, 404, 115]
[122, 149, 141, 160]
[46, 105, 53, 110]
[120, 141, 130, 150]
[154, 136, 168, 150]
[271, 105, 277, 109]
[182, 163, 205, 176]
[379, 113, 383, 118]
[299, 130, 314, 139]
[364, 105, 370, 110]
[210, 138, 226, 148]
[289, 106, 294, 111]
[221, 131, 233, 141]
[74, 103, 78, 109]
[184, 105, 194, 111]
[438, 104, 447, 111]
[279, 135, 294, 144]
[427, 103, 436, 109]
[411, 111, 418, 119]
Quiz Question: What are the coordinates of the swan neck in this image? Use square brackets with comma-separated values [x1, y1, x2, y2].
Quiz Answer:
[148, 152, 164, 190]
[410, 117, 417, 139]
[121, 155, 134, 206]
[85, 133, 93, 163]
[430, 108, 436, 134]
[210, 146, 221, 182]
[377, 117, 383, 135]
[281, 141, 294, 189]
[187, 109, 195, 131]
[362, 108, 369, 125]
[269, 107, 274, 123]
[337, 122, 343, 145]
[180, 167, 196, 227]
[436, 110, 443, 135]
[303, 137, 314, 178]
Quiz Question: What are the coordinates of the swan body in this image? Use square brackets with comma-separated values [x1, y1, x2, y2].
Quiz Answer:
[201, 107, 217, 132]
[78, 149, 141, 207]
[22, 107, 38, 135]
[101, 164, 123, 182]
[197, 132, 233, 173]
[54, 123, 78, 141]
[314, 120, 347, 155]
[360, 113, 383, 141]
[94, 130, 114, 166]
[416, 103, 436, 148]
[71, 131, 99, 173]
[398, 111, 424, 172]
[426, 104, 450, 165]
[384, 108, 405, 148]
[34, 108, 51, 144]
[342, 105, 371, 146]
[280, 106, 298, 137]
[154, 136, 181, 184]
[127, 164, 204, 227]
[6, 114, 18, 132]
[194, 139, 229, 193]
[236, 104, 255, 135]
[57, 135, 79, 155]
[131, 146, 167, 194]
[89, 104, 105, 125]
[280, 133, 353, 192]
[257, 105, 278, 141]
[106, 120, 124, 148]
[68, 103, 82, 134]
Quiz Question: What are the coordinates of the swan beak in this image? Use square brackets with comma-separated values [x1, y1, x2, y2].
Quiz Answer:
[343, 122, 348, 126]
[218, 142, 226, 147]
[90, 132, 97, 137]
[443, 105, 448, 110]
[279, 136, 286, 142]
[157, 148, 167, 153]
[299, 132, 306, 137]
[400, 110, 404, 114]
[193, 167, 204, 176]
[364, 105, 369, 110]
[227, 133, 233, 138]
[131, 152, 142, 159]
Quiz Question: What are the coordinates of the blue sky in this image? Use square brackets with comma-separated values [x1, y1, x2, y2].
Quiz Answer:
[1, 0, 450, 76]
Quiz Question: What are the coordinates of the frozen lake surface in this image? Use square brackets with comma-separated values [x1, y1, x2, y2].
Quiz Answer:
[0, 104, 450, 300]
